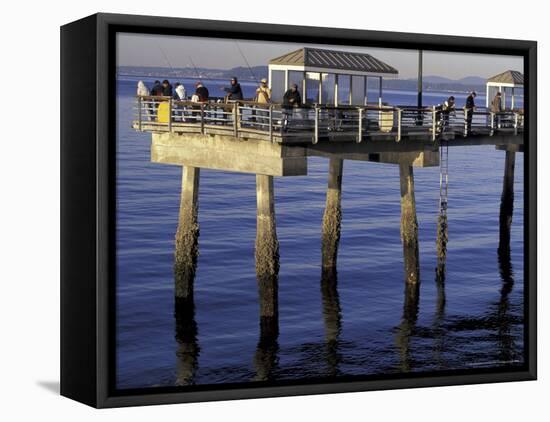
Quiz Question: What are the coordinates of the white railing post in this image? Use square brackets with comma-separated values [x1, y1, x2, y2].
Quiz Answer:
[200, 104, 205, 135]
[138, 96, 142, 131]
[357, 107, 363, 143]
[463, 107, 468, 137]
[432, 106, 437, 141]
[168, 98, 172, 132]
[233, 103, 238, 137]
[269, 105, 273, 142]
[396, 108, 402, 142]
[314, 107, 319, 144]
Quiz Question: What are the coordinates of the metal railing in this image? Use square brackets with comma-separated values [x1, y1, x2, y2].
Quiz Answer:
[133, 96, 524, 144]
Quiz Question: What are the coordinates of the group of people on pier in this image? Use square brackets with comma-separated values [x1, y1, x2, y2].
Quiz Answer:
[136, 76, 280, 124]
[136, 76, 275, 104]
[438, 90, 508, 135]
[137, 76, 511, 136]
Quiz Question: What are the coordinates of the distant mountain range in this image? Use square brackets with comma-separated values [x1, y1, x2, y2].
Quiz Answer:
[118, 65, 487, 93]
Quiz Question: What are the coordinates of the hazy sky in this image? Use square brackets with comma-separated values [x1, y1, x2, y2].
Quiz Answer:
[117, 33, 523, 80]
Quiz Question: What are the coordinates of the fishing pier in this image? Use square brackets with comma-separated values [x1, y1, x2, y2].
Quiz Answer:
[130, 48, 524, 358]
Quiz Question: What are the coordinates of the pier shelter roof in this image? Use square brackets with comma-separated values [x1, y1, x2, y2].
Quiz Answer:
[487, 70, 524, 88]
[485, 70, 524, 110]
[269, 48, 398, 77]
[268, 48, 398, 106]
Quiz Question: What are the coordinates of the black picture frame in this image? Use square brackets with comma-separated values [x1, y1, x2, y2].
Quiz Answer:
[61, 12, 537, 408]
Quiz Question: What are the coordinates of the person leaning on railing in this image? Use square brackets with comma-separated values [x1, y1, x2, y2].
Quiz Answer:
[281, 83, 301, 133]
[440, 95, 456, 132]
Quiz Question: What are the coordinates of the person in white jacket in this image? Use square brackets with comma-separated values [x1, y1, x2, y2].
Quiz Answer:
[173, 82, 187, 122]
[137, 80, 149, 96]
[136, 80, 152, 121]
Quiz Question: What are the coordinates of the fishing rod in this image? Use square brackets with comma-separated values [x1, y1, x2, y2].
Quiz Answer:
[156, 41, 176, 75]
[235, 41, 259, 84]
[188, 56, 201, 80]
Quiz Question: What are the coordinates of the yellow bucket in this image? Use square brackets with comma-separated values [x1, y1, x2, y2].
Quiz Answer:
[157, 101, 171, 123]
[379, 110, 394, 133]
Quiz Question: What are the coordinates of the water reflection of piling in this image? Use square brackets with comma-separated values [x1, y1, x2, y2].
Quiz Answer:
[496, 179, 516, 363]
[322, 158, 344, 272]
[175, 166, 200, 300]
[254, 273, 280, 381]
[174, 296, 200, 386]
[253, 283, 280, 382]
[498, 150, 515, 255]
[395, 282, 420, 372]
[399, 162, 420, 284]
[431, 263, 447, 368]
[321, 268, 342, 376]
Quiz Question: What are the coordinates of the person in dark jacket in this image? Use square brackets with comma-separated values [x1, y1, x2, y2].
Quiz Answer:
[148, 80, 163, 120]
[190, 82, 209, 124]
[222, 77, 243, 101]
[465, 91, 476, 135]
[281, 83, 302, 132]
[193, 82, 209, 102]
[150, 80, 163, 96]
[162, 79, 173, 97]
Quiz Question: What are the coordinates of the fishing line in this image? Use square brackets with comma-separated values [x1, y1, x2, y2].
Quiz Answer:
[235, 41, 259, 84]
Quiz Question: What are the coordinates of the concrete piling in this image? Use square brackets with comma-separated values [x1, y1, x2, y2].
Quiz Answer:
[399, 162, 420, 284]
[175, 166, 200, 300]
[321, 158, 344, 272]
[255, 174, 280, 338]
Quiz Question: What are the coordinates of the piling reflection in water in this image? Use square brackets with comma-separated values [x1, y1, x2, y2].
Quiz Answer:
[253, 274, 280, 381]
[168, 147, 521, 385]
[174, 295, 200, 386]
[395, 282, 420, 372]
[499, 150, 515, 256]
[496, 150, 517, 363]
[321, 267, 343, 377]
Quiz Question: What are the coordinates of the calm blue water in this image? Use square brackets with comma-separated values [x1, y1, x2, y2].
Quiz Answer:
[116, 77, 524, 389]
